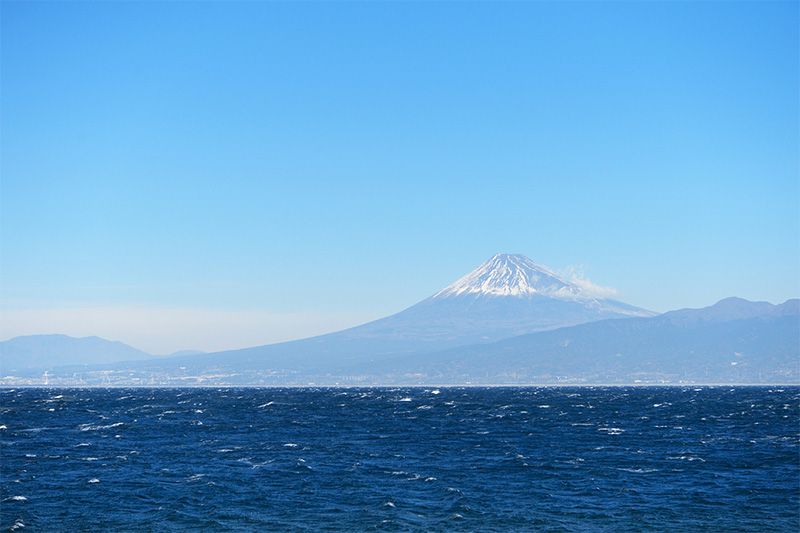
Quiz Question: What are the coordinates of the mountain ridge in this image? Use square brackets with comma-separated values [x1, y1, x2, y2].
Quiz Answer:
[0, 334, 153, 371]
[362, 298, 799, 384]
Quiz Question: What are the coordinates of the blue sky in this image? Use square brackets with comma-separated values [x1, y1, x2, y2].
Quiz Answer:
[2, 1, 798, 354]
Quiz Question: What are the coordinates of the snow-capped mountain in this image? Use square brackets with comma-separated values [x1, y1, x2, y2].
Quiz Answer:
[431, 253, 651, 306]
[103, 254, 656, 375]
[433, 253, 579, 298]
[352, 253, 654, 347]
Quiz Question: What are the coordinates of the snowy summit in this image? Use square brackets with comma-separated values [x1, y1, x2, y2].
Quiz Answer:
[433, 253, 582, 299]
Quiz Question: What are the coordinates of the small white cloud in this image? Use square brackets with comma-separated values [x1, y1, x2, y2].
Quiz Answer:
[559, 266, 619, 299]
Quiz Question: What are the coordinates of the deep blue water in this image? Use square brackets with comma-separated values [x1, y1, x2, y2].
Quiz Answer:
[1, 386, 798, 532]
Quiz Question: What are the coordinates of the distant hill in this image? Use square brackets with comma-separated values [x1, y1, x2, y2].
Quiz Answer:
[660, 296, 796, 324]
[365, 298, 800, 384]
[0, 335, 152, 371]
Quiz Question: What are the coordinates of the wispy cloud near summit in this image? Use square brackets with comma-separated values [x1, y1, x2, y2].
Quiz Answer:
[558, 266, 620, 300]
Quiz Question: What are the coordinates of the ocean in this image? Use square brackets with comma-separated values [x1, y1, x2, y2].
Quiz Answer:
[1, 386, 798, 532]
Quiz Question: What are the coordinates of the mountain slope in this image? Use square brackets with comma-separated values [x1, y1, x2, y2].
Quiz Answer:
[347, 254, 652, 344]
[367, 298, 800, 384]
[130, 254, 654, 373]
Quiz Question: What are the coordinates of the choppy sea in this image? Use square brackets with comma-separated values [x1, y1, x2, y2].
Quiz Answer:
[1, 386, 798, 532]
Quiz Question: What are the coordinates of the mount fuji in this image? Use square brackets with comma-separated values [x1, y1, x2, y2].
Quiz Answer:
[82, 253, 655, 382]
[333, 253, 655, 350]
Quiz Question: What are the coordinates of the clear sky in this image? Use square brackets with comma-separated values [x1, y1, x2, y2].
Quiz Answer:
[2, 1, 798, 354]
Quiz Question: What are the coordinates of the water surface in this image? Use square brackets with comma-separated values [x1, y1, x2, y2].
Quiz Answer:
[2, 386, 798, 531]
